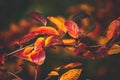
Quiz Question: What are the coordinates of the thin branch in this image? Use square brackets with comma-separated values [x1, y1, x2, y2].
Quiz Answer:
[34, 68, 38, 80]
[6, 44, 33, 57]
[7, 71, 23, 80]
[6, 40, 120, 57]
[0, 69, 22, 80]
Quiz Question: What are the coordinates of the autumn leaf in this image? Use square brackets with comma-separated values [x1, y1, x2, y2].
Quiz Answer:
[63, 62, 82, 69]
[64, 20, 79, 38]
[47, 16, 67, 33]
[31, 26, 59, 36]
[48, 71, 59, 76]
[34, 37, 45, 50]
[0, 54, 5, 65]
[62, 39, 76, 45]
[31, 48, 46, 65]
[59, 69, 82, 80]
[108, 44, 120, 55]
[98, 37, 108, 45]
[74, 43, 87, 56]
[28, 12, 47, 26]
[82, 50, 93, 59]
[15, 47, 46, 65]
[45, 36, 61, 47]
[106, 18, 120, 40]
[22, 46, 33, 56]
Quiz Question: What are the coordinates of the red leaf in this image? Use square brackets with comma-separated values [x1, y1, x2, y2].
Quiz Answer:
[31, 48, 46, 65]
[34, 37, 45, 50]
[106, 18, 120, 40]
[82, 50, 93, 59]
[19, 33, 37, 45]
[65, 20, 79, 38]
[0, 54, 5, 65]
[28, 12, 47, 26]
[45, 36, 61, 47]
[31, 26, 59, 36]
[74, 43, 87, 56]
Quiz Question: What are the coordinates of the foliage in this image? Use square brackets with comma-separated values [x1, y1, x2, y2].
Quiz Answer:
[0, 11, 120, 80]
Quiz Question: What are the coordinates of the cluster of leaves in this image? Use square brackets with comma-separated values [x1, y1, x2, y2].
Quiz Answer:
[0, 12, 120, 80]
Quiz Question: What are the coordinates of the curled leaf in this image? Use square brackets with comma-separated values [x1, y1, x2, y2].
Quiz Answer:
[106, 18, 120, 40]
[74, 43, 87, 56]
[60, 69, 82, 80]
[31, 48, 46, 65]
[65, 20, 79, 38]
[108, 44, 120, 55]
[47, 16, 67, 33]
[62, 39, 76, 45]
[31, 26, 59, 36]
[45, 36, 61, 47]
[34, 37, 45, 50]
[28, 12, 47, 26]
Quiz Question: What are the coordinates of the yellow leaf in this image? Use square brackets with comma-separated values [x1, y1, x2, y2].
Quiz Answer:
[47, 16, 67, 33]
[45, 36, 61, 47]
[34, 37, 45, 50]
[60, 69, 82, 80]
[48, 71, 59, 76]
[108, 44, 120, 55]
[22, 46, 33, 56]
[56, 16, 65, 23]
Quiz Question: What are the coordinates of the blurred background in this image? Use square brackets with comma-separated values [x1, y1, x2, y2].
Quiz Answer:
[0, 0, 120, 80]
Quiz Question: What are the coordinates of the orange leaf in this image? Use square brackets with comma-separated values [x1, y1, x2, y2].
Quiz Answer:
[108, 44, 120, 55]
[15, 50, 32, 62]
[98, 37, 108, 45]
[31, 26, 59, 36]
[47, 16, 67, 33]
[60, 69, 82, 80]
[45, 36, 61, 47]
[48, 71, 59, 76]
[22, 46, 33, 56]
[31, 48, 46, 65]
[62, 39, 76, 45]
[65, 20, 79, 38]
[106, 18, 120, 40]
[34, 37, 45, 50]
